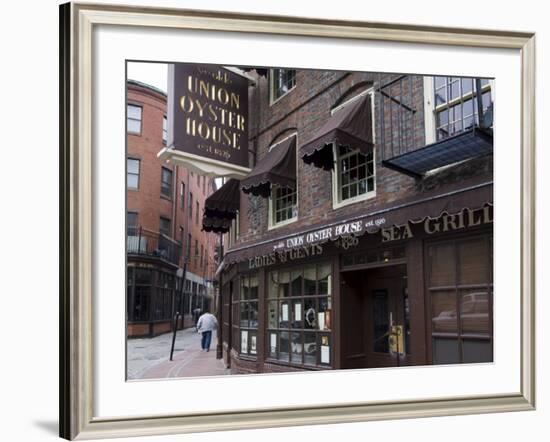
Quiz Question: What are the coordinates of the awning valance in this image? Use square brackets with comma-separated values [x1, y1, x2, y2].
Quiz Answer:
[202, 179, 240, 234]
[222, 182, 492, 265]
[241, 135, 297, 198]
[382, 127, 493, 178]
[300, 94, 374, 170]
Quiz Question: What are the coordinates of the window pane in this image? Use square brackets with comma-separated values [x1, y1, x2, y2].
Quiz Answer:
[278, 271, 290, 297]
[127, 105, 142, 119]
[432, 338, 460, 364]
[269, 332, 277, 358]
[304, 298, 317, 329]
[317, 264, 331, 295]
[303, 332, 317, 365]
[127, 119, 141, 134]
[240, 302, 249, 327]
[460, 290, 490, 334]
[458, 238, 488, 285]
[268, 271, 278, 298]
[299, 266, 314, 295]
[268, 301, 277, 329]
[127, 174, 139, 189]
[279, 331, 290, 362]
[428, 243, 455, 286]
[292, 301, 303, 328]
[279, 301, 290, 328]
[127, 158, 140, 174]
[462, 339, 492, 363]
[291, 332, 302, 363]
[318, 297, 332, 331]
[291, 270, 302, 296]
[249, 274, 259, 300]
[431, 291, 458, 333]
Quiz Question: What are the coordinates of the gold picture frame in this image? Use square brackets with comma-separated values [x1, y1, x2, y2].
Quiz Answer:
[59, 2, 535, 439]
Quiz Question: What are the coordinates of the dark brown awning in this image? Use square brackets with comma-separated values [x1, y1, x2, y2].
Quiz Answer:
[222, 182, 492, 265]
[202, 179, 240, 234]
[241, 136, 297, 198]
[300, 94, 374, 170]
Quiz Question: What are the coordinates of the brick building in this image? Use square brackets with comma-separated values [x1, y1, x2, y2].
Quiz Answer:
[209, 67, 493, 374]
[126, 80, 219, 338]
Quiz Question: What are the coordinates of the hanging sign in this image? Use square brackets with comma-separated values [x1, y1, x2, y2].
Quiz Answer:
[159, 63, 251, 178]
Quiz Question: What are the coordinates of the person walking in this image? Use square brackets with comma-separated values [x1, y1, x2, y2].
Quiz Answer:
[196, 310, 218, 352]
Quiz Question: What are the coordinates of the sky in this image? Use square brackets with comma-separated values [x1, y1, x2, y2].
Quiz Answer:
[127, 61, 168, 93]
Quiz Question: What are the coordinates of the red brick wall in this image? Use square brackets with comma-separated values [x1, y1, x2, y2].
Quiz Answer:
[234, 70, 492, 246]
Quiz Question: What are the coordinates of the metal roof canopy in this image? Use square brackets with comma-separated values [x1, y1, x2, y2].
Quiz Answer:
[382, 127, 493, 179]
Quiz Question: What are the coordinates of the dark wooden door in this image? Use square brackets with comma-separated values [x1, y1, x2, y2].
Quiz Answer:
[364, 265, 410, 368]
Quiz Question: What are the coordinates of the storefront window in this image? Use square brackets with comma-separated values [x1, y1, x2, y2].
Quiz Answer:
[427, 235, 493, 364]
[127, 267, 152, 322]
[267, 262, 332, 367]
[233, 273, 259, 356]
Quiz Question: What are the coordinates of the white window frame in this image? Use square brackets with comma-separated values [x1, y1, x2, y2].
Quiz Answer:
[127, 104, 142, 135]
[424, 76, 495, 145]
[269, 69, 297, 105]
[331, 88, 377, 210]
[267, 133, 299, 230]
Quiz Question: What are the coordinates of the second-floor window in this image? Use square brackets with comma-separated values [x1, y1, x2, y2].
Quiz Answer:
[189, 192, 193, 219]
[127, 158, 140, 190]
[196, 201, 200, 225]
[127, 104, 142, 134]
[428, 77, 492, 142]
[331, 91, 376, 207]
[335, 145, 375, 203]
[271, 186, 298, 225]
[270, 69, 296, 103]
[159, 217, 171, 236]
[160, 167, 172, 199]
[180, 182, 185, 209]
[127, 211, 138, 235]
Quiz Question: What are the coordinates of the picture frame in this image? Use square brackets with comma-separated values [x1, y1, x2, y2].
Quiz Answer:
[59, 2, 536, 440]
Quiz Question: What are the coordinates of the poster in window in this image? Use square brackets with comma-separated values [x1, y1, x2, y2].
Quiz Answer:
[321, 345, 330, 364]
[241, 330, 248, 354]
[250, 335, 257, 354]
[282, 304, 289, 321]
[270, 333, 277, 353]
[318, 312, 325, 331]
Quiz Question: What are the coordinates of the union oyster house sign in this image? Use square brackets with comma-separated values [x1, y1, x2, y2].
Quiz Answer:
[158, 63, 251, 178]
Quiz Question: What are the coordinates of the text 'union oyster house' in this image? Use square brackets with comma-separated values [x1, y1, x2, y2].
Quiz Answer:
[199, 67, 494, 374]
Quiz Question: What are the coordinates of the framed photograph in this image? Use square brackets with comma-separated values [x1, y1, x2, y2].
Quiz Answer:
[59, 2, 535, 440]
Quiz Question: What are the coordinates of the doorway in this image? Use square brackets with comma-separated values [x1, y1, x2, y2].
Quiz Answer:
[341, 264, 410, 369]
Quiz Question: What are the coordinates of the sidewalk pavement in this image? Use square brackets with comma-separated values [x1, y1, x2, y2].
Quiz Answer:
[127, 327, 229, 380]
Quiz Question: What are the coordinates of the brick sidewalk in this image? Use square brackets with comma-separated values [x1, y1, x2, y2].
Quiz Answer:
[130, 328, 230, 380]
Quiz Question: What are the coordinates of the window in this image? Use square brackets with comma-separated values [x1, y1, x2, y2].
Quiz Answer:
[160, 167, 172, 199]
[270, 69, 296, 103]
[270, 186, 297, 226]
[268, 135, 298, 228]
[180, 182, 185, 209]
[194, 239, 199, 264]
[187, 233, 192, 258]
[189, 192, 193, 219]
[200, 244, 204, 267]
[195, 201, 200, 225]
[127, 104, 142, 134]
[126, 212, 138, 235]
[127, 268, 152, 322]
[267, 263, 332, 367]
[162, 115, 167, 144]
[127, 158, 140, 190]
[427, 236, 493, 364]
[331, 92, 376, 208]
[154, 271, 175, 321]
[159, 217, 171, 236]
[229, 211, 240, 248]
[232, 274, 259, 356]
[334, 145, 375, 204]
[426, 77, 493, 143]
[197, 173, 200, 186]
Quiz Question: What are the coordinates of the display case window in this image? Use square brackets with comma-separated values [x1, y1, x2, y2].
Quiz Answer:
[233, 273, 259, 357]
[427, 235, 493, 365]
[267, 262, 333, 367]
